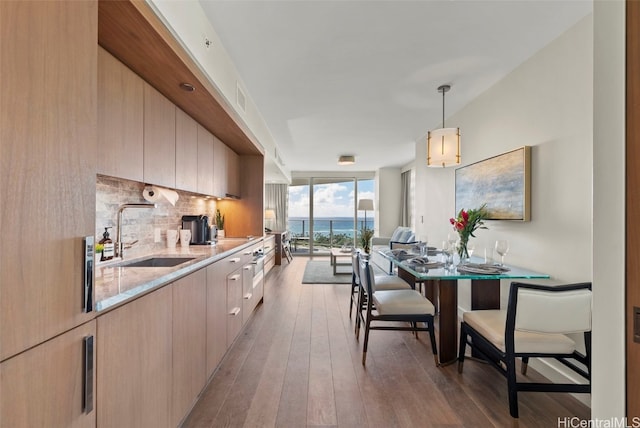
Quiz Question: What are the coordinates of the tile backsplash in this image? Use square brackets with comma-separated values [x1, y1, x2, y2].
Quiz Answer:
[96, 175, 218, 259]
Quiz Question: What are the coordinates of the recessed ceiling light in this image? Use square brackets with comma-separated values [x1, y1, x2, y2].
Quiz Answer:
[179, 82, 195, 92]
[338, 155, 355, 165]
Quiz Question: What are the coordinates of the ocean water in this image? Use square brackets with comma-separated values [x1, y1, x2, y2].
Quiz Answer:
[288, 217, 373, 238]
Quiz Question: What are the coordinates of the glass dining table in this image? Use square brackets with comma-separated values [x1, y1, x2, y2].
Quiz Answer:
[378, 249, 550, 365]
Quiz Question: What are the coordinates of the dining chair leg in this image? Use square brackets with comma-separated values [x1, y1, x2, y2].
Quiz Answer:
[355, 289, 364, 339]
[349, 277, 356, 319]
[458, 323, 468, 373]
[362, 317, 372, 366]
[521, 357, 529, 375]
[427, 318, 439, 366]
[507, 359, 520, 418]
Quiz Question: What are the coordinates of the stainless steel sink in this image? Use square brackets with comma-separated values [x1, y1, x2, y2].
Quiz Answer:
[121, 257, 196, 268]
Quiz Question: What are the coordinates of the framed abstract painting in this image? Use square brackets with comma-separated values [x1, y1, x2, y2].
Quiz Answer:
[455, 146, 531, 221]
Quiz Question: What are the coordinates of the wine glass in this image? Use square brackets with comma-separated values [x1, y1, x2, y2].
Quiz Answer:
[495, 240, 510, 266]
[442, 240, 453, 270]
[417, 234, 428, 257]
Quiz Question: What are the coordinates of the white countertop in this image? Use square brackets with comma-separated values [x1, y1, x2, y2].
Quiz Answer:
[95, 238, 260, 312]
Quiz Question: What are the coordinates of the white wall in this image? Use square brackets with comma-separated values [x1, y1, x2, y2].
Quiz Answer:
[415, 13, 605, 407]
[417, 15, 593, 284]
[592, 0, 626, 418]
[376, 167, 402, 237]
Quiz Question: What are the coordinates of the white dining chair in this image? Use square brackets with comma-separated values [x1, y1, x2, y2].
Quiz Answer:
[458, 281, 592, 418]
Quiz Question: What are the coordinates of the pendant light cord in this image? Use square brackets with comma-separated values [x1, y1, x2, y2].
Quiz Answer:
[442, 88, 445, 128]
[437, 84, 450, 129]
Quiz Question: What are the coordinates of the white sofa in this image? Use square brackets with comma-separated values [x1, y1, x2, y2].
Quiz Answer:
[369, 226, 417, 273]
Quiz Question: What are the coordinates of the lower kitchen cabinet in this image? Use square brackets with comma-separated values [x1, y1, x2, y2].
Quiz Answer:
[0, 320, 97, 428]
[243, 262, 263, 325]
[172, 269, 207, 427]
[206, 261, 228, 376]
[226, 268, 244, 348]
[205, 249, 253, 376]
[97, 286, 172, 428]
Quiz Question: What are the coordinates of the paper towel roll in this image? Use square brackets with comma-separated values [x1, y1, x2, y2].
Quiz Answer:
[143, 186, 179, 206]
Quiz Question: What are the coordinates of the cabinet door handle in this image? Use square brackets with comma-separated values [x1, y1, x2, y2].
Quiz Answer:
[229, 307, 241, 316]
[244, 293, 252, 300]
[83, 236, 94, 313]
[243, 266, 252, 271]
[230, 274, 241, 281]
[243, 251, 252, 255]
[229, 257, 241, 264]
[83, 335, 94, 413]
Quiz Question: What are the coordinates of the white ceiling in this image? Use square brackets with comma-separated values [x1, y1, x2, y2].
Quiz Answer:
[198, 0, 592, 181]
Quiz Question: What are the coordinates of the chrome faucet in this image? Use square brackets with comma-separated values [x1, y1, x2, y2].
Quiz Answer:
[116, 203, 156, 258]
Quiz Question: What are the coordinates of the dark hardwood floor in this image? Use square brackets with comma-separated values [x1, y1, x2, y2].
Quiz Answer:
[182, 257, 590, 427]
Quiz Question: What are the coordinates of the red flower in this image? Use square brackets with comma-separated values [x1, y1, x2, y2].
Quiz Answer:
[449, 204, 489, 241]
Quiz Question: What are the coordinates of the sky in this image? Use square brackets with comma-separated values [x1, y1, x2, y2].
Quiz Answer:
[289, 179, 374, 218]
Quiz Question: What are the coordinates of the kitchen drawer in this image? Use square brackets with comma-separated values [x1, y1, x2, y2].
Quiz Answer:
[226, 268, 243, 348]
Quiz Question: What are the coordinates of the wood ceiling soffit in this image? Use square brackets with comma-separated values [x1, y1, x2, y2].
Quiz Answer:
[97, 0, 263, 156]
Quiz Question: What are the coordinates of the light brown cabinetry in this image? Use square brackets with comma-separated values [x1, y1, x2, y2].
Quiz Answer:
[264, 234, 276, 274]
[0, 0, 97, 361]
[213, 137, 228, 198]
[241, 240, 265, 325]
[0, 321, 96, 428]
[97, 47, 144, 181]
[213, 138, 241, 198]
[206, 261, 229, 375]
[175, 108, 199, 192]
[242, 262, 264, 325]
[205, 245, 256, 374]
[227, 267, 244, 347]
[144, 83, 176, 188]
[97, 286, 172, 428]
[171, 269, 207, 427]
[197, 124, 215, 195]
[226, 145, 241, 197]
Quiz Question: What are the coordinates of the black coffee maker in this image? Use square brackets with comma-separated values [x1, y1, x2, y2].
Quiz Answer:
[181, 215, 211, 245]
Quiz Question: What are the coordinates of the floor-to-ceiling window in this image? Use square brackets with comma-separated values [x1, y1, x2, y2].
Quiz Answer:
[288, 176, 374, 256]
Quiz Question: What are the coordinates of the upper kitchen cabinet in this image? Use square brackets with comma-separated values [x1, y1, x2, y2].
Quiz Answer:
[144, 83, 176, 188]
[226, 145, 241, 198]
[98, 47, 144, 182]
[0, 0, 97, 360]
[213, 137, 228, 198]
[197, 125, 215, 196]
[213, 138, 241, 199]
[175, 108, 199, 192]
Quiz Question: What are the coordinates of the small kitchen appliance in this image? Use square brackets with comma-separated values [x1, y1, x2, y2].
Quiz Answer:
[181, 215, 211, 245]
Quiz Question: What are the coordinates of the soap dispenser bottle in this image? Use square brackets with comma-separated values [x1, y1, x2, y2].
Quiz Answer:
[99, 227, 115, 261]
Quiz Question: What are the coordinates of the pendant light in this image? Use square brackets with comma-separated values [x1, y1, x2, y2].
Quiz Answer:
[427, 84, 461, 168]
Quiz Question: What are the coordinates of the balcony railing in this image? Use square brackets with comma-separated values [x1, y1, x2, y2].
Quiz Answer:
[288, 218, 373, 253]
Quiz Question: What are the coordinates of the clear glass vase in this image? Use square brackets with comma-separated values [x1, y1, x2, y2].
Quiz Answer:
[457, 237, 469, 262]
